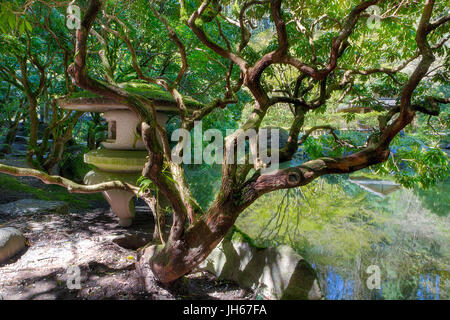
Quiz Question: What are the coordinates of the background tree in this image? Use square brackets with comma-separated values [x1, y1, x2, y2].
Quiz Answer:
[0, 83, 25, 153]
[0, 1, 82, 172]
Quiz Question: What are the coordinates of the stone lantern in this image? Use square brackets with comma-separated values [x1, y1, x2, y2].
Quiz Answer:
[57, 83, 200, 226]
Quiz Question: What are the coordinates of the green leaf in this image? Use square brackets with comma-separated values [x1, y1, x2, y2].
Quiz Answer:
[18, 20, 24, 34]
[24, 20, 32, 32]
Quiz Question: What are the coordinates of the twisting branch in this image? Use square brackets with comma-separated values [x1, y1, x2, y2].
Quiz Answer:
[296, 125, 361, 149]
[280, 0, 379, 80]
[67, 0, 197, 237]
[90, 28, 115, 84]
[102, 3, 203, 225]
[186, 0, 248, 72]
[0, 164, 139, 194]
[102, 9, 192, 121]
[238, 0, 270, 53]
[237, 0, 444, 211]
[348, 52, 420, 77]
[428, 14, 450, 32]
[149, 1, 187, 88]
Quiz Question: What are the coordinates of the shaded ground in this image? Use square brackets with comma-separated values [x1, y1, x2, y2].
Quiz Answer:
[0, 157, 107, 210]
[0, 157, 255, 300]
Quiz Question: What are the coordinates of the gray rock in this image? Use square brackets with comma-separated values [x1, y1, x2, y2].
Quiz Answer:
[0, 227, 26, 263]
[0, 199, 68, 216]
[198, 230, 323, 300]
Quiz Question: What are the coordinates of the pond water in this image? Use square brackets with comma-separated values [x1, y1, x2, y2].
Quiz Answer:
[234, 176, 449, 300]
[316, 266, 445, 300]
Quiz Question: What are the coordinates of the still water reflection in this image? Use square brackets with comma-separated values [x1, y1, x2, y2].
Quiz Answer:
[237, 176, 449, 300]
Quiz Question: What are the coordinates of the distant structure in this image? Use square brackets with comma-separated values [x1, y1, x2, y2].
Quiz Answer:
[336, 97, 397, 114]
[349, 176, 401, 198]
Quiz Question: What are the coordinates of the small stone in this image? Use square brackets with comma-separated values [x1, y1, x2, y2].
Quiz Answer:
[0, 227, 27, 263]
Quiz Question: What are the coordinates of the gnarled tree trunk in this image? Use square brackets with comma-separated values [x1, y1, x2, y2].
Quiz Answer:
[63, 0, 447, 288]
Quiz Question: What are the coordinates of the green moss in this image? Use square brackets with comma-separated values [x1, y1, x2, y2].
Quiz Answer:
[67, 82, 203, 109]
[84, 169, 141, 185]
[228, 226, 267, 249]
[84, 149, 148, 172]
[120, 82, 202, 108]
[85, 149, 148, 158]
[67, 91, 100, 99]
[0, 173, 105, 210]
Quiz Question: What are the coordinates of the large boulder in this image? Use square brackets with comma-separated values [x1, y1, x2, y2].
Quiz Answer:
[0, 227, 26, 264]
[0, 199, 68, 217]
[198, 229, 323, 300]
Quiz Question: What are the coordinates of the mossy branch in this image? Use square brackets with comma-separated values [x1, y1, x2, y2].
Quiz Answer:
[0, 164, 139, 194]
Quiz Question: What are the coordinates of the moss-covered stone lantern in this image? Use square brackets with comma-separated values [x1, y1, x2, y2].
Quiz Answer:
[57, 83, 200, 226]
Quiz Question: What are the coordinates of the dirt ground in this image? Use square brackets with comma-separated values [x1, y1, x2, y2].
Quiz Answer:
[0, 172, 255, 300]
